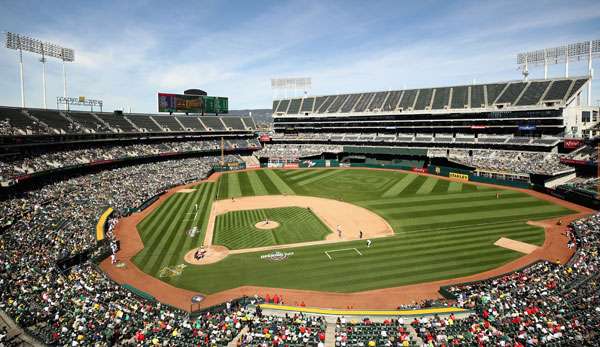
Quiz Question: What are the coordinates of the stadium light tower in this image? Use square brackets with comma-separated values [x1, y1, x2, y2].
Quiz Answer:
[271, 77, 312, 99]
[4, 32, 75, 108]
[517, 39, 600, 106]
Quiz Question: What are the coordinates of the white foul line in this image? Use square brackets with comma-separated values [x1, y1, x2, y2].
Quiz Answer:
[325, 248, 362, 260]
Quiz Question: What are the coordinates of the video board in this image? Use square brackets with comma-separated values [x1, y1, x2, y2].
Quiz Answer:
[158, 93, 228, 114]
[158, 93, 203, 113]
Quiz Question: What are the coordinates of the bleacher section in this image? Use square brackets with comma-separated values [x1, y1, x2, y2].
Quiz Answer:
[152, 115, 184, 131]
[67, 112, 110, 132]
[516, 80, 551, 105]
[288, 78, 576, 111]
[431, 87, 450, 109]
[385, 90, 403, 111]
[398, 90, 417, 110]
[496, 82, 527, 104]
[201, 117, 226, 131]
[96, 113, 138, 132]
[126, 114, 162, 132]
[485, 83, 507, 105]
[287, 98, 302, 114]
[0, 107, 256, 135]
[300, 97, 315, 113]
[368, 91, 387, 111]
[28, 109, 73, 132]
[414, 88, 433, 110]
[0, 107, 43, 133]
[221, 116, 246, 130]
[178, 116, 206, 131]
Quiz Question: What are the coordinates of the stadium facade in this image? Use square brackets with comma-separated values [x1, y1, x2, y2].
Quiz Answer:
[271, 77, 598, 147]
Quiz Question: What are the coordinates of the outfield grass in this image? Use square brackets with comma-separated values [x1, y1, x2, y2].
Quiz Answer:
[133, 168, 575, 294]
[213, 207, 331, 250]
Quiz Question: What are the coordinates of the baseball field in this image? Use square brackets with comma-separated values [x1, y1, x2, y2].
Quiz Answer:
[131, 168, 574, 294]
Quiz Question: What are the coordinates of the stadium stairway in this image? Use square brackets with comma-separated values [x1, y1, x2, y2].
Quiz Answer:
[325, 322, 336, 347]
[0, 310, 43, 346]
[242, 155, 261, 167]
[227, 327, 249, 347]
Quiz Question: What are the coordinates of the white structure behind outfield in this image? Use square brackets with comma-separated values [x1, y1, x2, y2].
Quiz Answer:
[517, 39, 600, 107]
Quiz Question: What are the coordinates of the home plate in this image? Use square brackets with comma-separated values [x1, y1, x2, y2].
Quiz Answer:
[494, 237, 539, 254]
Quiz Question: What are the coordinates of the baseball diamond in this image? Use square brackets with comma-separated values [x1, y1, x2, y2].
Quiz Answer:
[130, 168, 574, 294]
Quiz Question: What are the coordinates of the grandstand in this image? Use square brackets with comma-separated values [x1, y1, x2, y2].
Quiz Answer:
[0, 106, 255, 135]
[272, 77, 595, 141]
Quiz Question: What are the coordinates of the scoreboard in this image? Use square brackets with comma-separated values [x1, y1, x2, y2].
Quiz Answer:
[158, 93, 228, 114]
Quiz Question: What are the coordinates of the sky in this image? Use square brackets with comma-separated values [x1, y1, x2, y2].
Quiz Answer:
[1, 0, 600, 112]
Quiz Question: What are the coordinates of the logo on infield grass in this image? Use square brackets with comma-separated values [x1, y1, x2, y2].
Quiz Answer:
[260, 251, 294, 262]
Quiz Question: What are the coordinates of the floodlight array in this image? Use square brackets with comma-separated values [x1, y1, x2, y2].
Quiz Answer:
[6, 32, 74, 61]
[517, 39, 600, 65]
[271, 77, 312, 89]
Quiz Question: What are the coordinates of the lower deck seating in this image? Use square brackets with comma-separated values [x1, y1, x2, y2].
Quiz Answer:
[336, 319, 415, 346]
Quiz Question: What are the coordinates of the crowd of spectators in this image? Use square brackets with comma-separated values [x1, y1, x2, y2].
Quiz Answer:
[335, 317, 415, 346]
[239, 313, 326, 346]
[560, 176, 599, 194]
[0, 118, 52, 136]
[255, 144, 343, 159]
[0, 155, 253, 345]
[446, 149, 572, 175]
[0, 139, 258, 182]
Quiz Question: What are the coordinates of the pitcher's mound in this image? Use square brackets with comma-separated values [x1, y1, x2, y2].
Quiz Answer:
[184, 245, 230, 265]
[255, 220, 280, 230]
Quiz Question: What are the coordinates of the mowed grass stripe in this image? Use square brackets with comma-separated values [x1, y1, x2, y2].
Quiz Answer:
[135, 189, 196, 271]
[318, 253, 517, 292]
[137, 193, 187, 243]
[430, 179, 450, 194]
[383, 196, 547, 218]
[218, 172, 229, 199]
[137, 194, 179, 231]
[397, 175, 427, 195]
[266, 170, 295, 195]
[238, 172, 254, 196]
[448, 181, 462, 192]
[255, 170, 281, 195]
[144, 188, 201, 274]
[381, 174, 415, 197]
[242, 240, 518, 290]
[296, 169, 342, 186]
[171, 183, 216, 255]
[288, 169, 323, 181]
[246, 170, 269, 195]
[159, 184, 212, 268]
[371, 191, 526, 211]
[400, 206, 571, 230]
[361, 189, 510, 207]
[228, 172, 242, 197]
[415, 176, 438, 195]
[461, 182, 478, 192]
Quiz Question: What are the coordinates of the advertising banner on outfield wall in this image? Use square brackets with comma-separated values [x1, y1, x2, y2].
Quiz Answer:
[449, 172, 470, 181]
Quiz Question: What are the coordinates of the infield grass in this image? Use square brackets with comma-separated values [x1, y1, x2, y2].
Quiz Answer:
[133, 168, 575, 294]
[213, 207, 330, 250]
